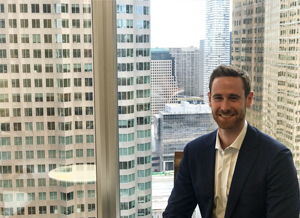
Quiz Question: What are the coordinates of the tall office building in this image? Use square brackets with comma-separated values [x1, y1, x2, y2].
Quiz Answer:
[262, 0, 300, 173]
[199, 40, 205, 98]
[231, 0, 265, 130]
[0, 1, 96, 217]
[168, 47, 200, 97]
[150, 48, 178, 122]
[203, 0, 231, 104]
[116, 1, 152, 217]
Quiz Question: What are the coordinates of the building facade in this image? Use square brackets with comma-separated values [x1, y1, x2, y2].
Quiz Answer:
[150, 48, 178, 122]
[231, 0, 265, 130]
[168, 47, 200, 98]
[262, 0, 300, 178]
[116, 0, 152, 217]
[0, 1, 96, 217]
[153, 101, 217, 171]
[203, 0, 231, 104]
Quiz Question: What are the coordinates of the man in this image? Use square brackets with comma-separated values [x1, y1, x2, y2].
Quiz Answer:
[163, 65, 300, 218]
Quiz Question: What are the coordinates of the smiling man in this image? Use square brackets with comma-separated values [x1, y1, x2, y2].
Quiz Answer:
[163, 65, 300, 218]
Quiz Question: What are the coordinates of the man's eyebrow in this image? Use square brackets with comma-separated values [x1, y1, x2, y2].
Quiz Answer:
[228, 94, 241, 98]
[212, 94, 222, 98]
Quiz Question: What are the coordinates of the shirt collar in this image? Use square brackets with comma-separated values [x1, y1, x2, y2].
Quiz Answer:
[215, 120, 248, 151]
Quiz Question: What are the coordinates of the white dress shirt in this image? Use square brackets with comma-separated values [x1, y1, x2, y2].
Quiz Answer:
[212, 121, 248, 218]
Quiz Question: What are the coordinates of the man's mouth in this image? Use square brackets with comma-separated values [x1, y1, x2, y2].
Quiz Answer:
[219, 114, 234, 118]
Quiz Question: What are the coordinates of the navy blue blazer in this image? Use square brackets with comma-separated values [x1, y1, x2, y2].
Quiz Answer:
[163, 124, 300, 218]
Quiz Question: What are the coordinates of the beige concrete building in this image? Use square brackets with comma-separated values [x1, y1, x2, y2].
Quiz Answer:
[231, 0, 265, 130]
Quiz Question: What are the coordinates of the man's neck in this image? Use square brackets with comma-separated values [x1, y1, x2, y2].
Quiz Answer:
[218, 121, 245, 150]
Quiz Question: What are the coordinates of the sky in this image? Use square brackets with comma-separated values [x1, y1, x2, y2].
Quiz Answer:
[150, 0, 232, 48]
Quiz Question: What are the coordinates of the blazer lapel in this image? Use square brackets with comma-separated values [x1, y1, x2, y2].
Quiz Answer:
[224, 125, 260, 218]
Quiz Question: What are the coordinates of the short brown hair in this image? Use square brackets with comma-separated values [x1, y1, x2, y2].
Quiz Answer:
[209, 65, 251, 97]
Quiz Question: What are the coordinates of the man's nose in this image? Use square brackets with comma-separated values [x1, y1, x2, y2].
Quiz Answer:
[221, 99, 231, 111]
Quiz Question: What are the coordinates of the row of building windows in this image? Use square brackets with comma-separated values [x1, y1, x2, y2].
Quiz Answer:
[118, 116, 151, 129]
[116, 5, 150, 15]
[0, 204, 95, 216]
[0, 19, 92, 29]
[0, 47, 92, 58]
[1, 163, 95, 176]
[0, 34, 91, 44]
[117, 48, 150, 57]
[117, 62, 150, 72]
[0, 3, 91, 13]
[0, 63, 92, 73]
[0, 149, 94, 161]
[0, 92, 93, 103]
[0, 135, 94, 146]
[117, 76, 151, 86]
[0, 78, 93, 88]
[1, 107, 94, 118]
[117, 19, 150, 29]
[119, 142, 151, 155]
[118, 103, 151, 114]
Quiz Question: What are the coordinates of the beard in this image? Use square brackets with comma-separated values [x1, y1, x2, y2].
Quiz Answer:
[212, 107, 246, 130]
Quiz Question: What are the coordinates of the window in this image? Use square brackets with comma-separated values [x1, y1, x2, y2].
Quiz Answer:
[72, 4, 80, 13]
[36, 108, 44, 117]
[13, 108, 21, 117]
[75, 121, 83, 129]
[45, 64, 53, 73]
[87, 149, 94, 157]
[50, 206, 58, 214]
[22, 49, 30, 58]
[10, 49, 18, 58]
[16, 179, 24, 188]
[25, 122, 33, 131]
[26, 151, 34, 159]
[31, 4, 39, 13]
[20, 4, 28, 13]
[117, 4, 133, 14]
[47, 108, 55, 116]
[17, 207, 25, 215]
[35, 93, 43, 102]
[48, 136, 56, 144]
[37, 136, 44, 144]
[85, 92, 93, 101]
[76, 135, 83, 144]
[86, 121, 94, 129]
[74, 63, 81, 72]
[46, 78, 54, 87]
[136, 6, 150, 15]
[83, 4, 91, 13]
[88, 190, 95, 198]
[85, 63, 93, 72]
[0, 80, 8, 88]
[14, 137, 22, 145]
[0, 64, 7, 73]
[86, 135, 94, 143]
[48, 150, 56, 158]
[47, 122, 55, 130]
[38, 179, 46, 187]
[9, 19, 17, 28]
[86, 107, 93, 115]
[43, 4, 51, 13]
[74, 93, 82, 101]
[20, 19, 28, 28]
[73, 49, 81, 58]
[76, 149, 83, 157]
[10, 34, 17, 43]
[136, 34, 150, 43]
[46, 93, 54, 102]
[0, 19, 4, 28]
[1, 123, 10, 131]
[50, 192, 57, 200]
[84, 34, 92, 43]
[88, 204, 96, 212]
[0, 49, 6, 58]
[7, 4, 16, 13]
[36, 121, 44, 131]
[33, 34, 41, 43]
[84, 19, 92, 28]
[117, 34, 133, 43]
[73, 34, 80, 43]
[32, 19, 40, 28]
[72, 19, 80, 28]
[25, 137, 33, 145]
[33, 49, 41, 58]
[27, 193, 35, 201]
[39, 206, 47, 214]
[21, 34, 29, 43]
[44, 19, 52, 28]
[38, 165, 46, 173]
[0, 34, 6, 44]
[24, 108, 32, 116]
[0, 137, 11, 146]
[0, 94, 8, 102]
[34, 79, 43, 87]
[55, 4, 68, 13]
[85, 78, 93, 86]
[44, 34, 52, 43]
[77, 204, 85, 213]
[28, 207, 36, 215]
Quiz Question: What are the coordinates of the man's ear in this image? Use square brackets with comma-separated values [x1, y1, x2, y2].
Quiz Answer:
[246, 91, 254, 108]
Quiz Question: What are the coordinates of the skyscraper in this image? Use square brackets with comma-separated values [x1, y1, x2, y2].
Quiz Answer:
[0, 1, 96, 217]
[168, 47, 200, 97]
[151, 48, 178, 122]
[231, 0, 265, 130]
[203, 0, 231, 104]
[116, 1, 152, 217]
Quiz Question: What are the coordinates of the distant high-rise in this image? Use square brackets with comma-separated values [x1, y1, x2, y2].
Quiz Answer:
[150, 48, 178, 122]
[199, 40, 205, 97]
[116, 0, 152, 217]
[168, 47, 200, 97]
[203, 0, 231, 103]
[232, 0, 265, 130]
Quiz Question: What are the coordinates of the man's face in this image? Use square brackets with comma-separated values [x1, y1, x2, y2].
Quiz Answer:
[208, 76, 253, 131]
